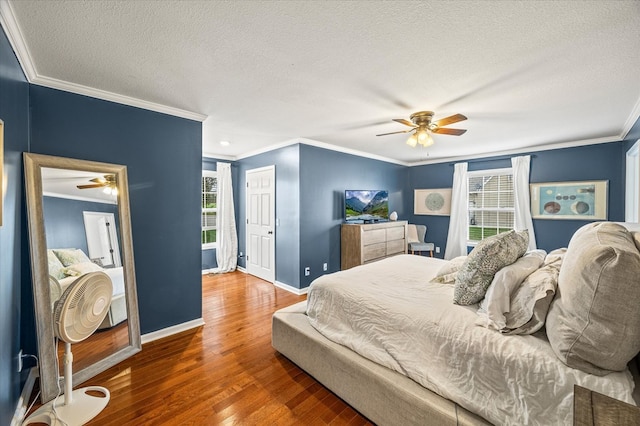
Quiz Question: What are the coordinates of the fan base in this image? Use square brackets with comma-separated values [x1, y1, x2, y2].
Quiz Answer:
[23, 386, 110, 426]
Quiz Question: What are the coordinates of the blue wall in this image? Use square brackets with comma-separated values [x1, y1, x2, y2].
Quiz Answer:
[409, 142, 630, 254]
[298, 144, 409, 287]
[236, 144, 301, 287]
[29, 86, 203, 334]
[0, 26, 30, 426]
[43, 196, 119, 255]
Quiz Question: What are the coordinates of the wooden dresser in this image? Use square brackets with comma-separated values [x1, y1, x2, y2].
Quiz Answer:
[341, 221, 407, 270]
[574, 385, 640, 425]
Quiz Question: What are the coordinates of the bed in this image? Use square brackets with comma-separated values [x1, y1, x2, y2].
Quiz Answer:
[272, 222, 640, 425]
[48, 248, 128, 329]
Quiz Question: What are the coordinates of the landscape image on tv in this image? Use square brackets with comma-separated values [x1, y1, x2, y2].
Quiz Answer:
[345, 190, 389, 222]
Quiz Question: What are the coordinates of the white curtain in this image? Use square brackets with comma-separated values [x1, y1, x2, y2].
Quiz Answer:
[216, 162, 238, 272]
[445, 162, 468, 260]
[511, 155, 537, 251]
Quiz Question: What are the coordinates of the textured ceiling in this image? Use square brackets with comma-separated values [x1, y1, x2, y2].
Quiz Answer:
[3, 0, 640, 164]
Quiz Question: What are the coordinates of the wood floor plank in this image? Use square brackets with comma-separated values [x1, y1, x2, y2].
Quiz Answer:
[28, 271, 372, 424]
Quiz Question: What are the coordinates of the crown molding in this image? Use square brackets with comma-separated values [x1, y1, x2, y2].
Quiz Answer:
[29, 75, 207, 122]
[408, 135, 621, 166]
[0, 0, 207, 122]
[621, 97, 640, 140]
[0, 0, 37, 80]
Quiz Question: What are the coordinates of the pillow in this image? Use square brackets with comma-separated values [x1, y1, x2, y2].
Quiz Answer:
[502, 248, 565, 335]
[546, 222, 640, 375]
[631, 231, 640, 253]
[52, 248, 91, 267]
[47, 250, 66, 280]
[476, 250, 545, 330]
[454, 230, 529, 305]
[431, 256, 467, 284]
[62, 261, 104, 277]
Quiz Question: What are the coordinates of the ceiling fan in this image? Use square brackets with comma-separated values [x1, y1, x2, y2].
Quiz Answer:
[77, 174, 118, 195]
[376, 111, 467, 147]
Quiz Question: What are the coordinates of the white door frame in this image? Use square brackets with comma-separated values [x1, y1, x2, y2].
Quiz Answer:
[626, 140, 640, 223]
[245, 165, 276, 282]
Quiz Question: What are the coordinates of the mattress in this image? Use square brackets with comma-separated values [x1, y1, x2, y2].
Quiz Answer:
[306, 254, 635, 425]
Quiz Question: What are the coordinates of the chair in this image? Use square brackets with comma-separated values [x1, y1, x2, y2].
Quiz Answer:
[407, 224, 435, 257]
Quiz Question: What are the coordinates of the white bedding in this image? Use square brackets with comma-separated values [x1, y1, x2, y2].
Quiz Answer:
[306, 254, 635, 425]
[58, 266, 125, 296]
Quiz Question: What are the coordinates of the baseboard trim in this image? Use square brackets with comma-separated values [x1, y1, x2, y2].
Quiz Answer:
[202, 268, 217, 275]
[141, 318, 205, 345]
[237, 265, 246, 273]
[274, 280, 309, 296]
[11, 367, 38, 426]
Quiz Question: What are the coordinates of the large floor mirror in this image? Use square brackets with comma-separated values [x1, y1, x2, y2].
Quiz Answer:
[24, 153, 141, 403]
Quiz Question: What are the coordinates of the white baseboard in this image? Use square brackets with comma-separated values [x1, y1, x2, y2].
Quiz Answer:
[237, 265, 246, 273]
[274, 280, 309, 296]
[11, 367, 38, 426]
[141, 318, 205, 345]
[201, 268, 218, 275]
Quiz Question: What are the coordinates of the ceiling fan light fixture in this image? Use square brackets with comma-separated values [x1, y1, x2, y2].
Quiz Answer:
[416, 128, 434, 147]
[406, 133, 418, 147]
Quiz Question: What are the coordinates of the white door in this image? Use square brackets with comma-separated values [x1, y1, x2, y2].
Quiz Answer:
[246, 166, 275, 282]
[83, 211, 122, 267]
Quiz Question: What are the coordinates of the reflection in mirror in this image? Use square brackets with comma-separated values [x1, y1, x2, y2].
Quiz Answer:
[24, 153, 141, 403]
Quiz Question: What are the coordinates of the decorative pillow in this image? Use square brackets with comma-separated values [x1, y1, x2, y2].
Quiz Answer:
[52, 248, 91, 267]
[502, 248, 565, 335]
[546, 222, 640, 375]
[431, 256, 467, 284]
[631, 231, 640, 253]
[62, 261, 104, 277]
[476, 250, 545, 330]
[454, 230, 529, 305]
[47, 250, 66, 280]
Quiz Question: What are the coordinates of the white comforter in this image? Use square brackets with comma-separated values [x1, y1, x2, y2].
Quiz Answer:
[306, 254, 635, 425]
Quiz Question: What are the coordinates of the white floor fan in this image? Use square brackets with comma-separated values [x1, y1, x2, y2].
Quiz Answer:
[24, 272, 113, 426]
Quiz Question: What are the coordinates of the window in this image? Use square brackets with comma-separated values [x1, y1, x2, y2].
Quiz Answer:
[202, 170, 217, 249]
[468, 168, 514, 243]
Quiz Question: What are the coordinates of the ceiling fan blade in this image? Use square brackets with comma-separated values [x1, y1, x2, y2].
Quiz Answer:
[77, 183, 106, 189]
[432, 127, 467, 136]
[433, 114, 467, 127]
[392, 118, 416, 128]
[376, 129, 414, 136]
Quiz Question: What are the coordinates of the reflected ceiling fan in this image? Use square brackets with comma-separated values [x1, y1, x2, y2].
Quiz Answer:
[77, 175, 118, 195]
[376, 111, 467, 147]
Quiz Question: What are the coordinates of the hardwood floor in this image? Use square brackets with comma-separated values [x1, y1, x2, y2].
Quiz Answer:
[33, 271, 373, 425]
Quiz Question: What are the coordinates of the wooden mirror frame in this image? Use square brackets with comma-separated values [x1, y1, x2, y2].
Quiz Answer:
[24, 153, 141, 402]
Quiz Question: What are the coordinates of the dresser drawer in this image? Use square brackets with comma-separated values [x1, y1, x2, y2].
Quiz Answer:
[386, 226, 405, 241]
[386, 239, 405, 255]
[363, 242, 387, 262]
[362, 229, 386, 245]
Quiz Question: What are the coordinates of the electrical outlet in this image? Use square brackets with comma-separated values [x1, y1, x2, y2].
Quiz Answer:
[17, 349, 22, 372]
[304, 267, 310, 276]
[323, 263, 328, 271]
[238, 251, 243, 258]
[435, 247, 441, 254]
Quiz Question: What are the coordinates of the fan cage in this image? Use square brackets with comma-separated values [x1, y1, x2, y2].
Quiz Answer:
[53, 272, 113, 344]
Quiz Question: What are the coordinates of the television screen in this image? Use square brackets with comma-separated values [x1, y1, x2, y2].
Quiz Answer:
[345, 190, 389, 222]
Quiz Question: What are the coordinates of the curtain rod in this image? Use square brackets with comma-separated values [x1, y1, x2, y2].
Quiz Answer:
[449, 154, 537, 166]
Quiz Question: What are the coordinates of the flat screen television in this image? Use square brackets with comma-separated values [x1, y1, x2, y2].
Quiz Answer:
[345, 190, 389, 223]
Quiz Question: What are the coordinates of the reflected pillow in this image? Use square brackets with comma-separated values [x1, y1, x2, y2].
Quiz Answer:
[47, 250, 66, 280]
[431, 256, 467, 284]
[62, 261, 104, 277]
[454, 230, 529, 305]
[53, 248, 91, 267]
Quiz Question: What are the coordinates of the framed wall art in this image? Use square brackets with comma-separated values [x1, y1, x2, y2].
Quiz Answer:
[414, 188, 452, 216]
[530, 180, 608, 220]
